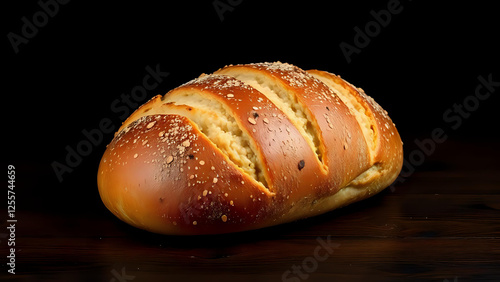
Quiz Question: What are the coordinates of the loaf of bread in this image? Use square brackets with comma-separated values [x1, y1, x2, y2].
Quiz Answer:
[97, 62, 403, 235]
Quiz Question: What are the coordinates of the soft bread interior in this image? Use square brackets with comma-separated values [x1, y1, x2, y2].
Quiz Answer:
[215, 69, 325, 167]
[162, 91, 268, 188]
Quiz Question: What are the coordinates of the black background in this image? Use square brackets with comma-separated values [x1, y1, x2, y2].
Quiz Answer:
[3, 0, 500, 280]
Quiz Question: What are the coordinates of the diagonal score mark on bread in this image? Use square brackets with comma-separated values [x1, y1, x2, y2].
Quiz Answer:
[308, 69, 403, 192]
[215, 63, 327, 172]
[161, 79, 269, 189]
[308, 71, 377, 159]
[119, 76, 270, 190]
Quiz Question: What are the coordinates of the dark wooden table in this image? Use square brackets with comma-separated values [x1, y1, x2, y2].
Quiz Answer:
[2, 138, 499, 282]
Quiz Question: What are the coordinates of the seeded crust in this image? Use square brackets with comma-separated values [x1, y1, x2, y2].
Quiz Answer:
[97, 62, 403, 235]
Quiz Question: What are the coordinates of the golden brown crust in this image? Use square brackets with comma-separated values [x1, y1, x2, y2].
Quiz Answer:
[97, 62, 403, 235]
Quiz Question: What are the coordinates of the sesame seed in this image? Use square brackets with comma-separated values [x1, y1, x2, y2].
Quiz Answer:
[146, 121, 156, 129]
[221, 215, 227, 222]
[182, 140, 191, 147]
[211, 166, 215, 170]
[263, 118, 269, 124]
[133, 153, 138, 158]
[199, 160, 205, 165]
[227, 94, 234, 98]
[248, 117, 257, 125]
[203, 189, 208, 196]
[230, 200, 234, 206]
[213, 177, 218, 184]
[166, 155, 174, 164]
[192, 221, 197, 225]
